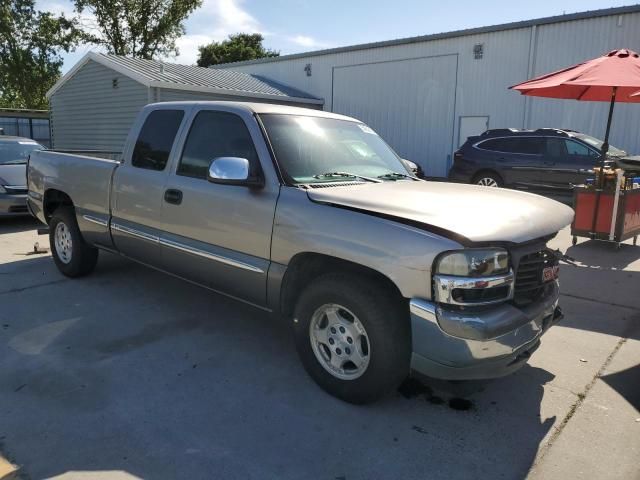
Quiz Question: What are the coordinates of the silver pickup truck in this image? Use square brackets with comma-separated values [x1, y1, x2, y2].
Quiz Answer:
[28, 101, 573, 404]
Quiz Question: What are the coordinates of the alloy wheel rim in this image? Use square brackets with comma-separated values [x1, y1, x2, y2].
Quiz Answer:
[477, 177, 499, 187]
[54, 222, 73, 264]
[309, 303, 371, 380]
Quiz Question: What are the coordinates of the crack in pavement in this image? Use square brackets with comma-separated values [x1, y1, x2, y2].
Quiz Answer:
[530, 336, 628, 471]
[0, 279, 68, 296]
[560, 292, 640, 312]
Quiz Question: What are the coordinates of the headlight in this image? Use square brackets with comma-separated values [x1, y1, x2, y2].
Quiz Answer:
[434, 248, 509, 277]
[0, 185, 6, 194]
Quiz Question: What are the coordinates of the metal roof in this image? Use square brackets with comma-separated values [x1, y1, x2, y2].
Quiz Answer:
[46, 52, 323, 104]
[218, 4, 640, 68]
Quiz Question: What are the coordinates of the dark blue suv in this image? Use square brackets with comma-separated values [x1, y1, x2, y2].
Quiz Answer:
[448, 128, 627, 195]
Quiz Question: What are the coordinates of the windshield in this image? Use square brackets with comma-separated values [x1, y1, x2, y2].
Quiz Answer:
[259, 114, 411, 184]
[0, 141, 43, 165]
[573, 133, 626, 157]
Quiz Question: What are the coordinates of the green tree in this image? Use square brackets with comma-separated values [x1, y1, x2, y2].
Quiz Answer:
[0, 0, 80, 109]
[197, 33, 279, 67]
[74, 0, 202, 59]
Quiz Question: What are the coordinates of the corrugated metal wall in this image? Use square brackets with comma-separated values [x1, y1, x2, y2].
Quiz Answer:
[528, 14, 640, 152]
[219, 11, 640, 176]
[333, 55, 457, 176]
[50, 60, 148, 151]
[49, 63, 322, 151]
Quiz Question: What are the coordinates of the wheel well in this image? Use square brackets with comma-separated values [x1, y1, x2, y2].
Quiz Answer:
[279, 253, 405, 319]
[472, 169, 503, 184]
[43, 189, 74, 221]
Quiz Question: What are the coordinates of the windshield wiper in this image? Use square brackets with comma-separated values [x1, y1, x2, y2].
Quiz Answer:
[312, 172, 382, 183]
[377, 172, 416, 180]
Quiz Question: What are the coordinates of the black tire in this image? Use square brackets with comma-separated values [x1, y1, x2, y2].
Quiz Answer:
[49, 207, 98, 277]
[292, 273, 411, 404]
[472, 171, 503, 188]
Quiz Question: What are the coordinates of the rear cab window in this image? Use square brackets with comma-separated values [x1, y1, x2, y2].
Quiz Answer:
[132, 110, 185, 171]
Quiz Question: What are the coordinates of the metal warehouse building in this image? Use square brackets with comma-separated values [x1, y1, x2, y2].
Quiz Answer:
[46, 52, 322, 151]
[217, 5, 640, 177]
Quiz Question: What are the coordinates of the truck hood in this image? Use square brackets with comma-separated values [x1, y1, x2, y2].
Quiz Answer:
[306, 181, 574, 244]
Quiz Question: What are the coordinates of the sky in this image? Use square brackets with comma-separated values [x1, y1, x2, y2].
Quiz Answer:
[37, 0, 638, 73]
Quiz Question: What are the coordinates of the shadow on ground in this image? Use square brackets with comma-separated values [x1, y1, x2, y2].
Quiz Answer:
[0, 216, 40, 234]
[0, 253, 557, 480]
[601, 364, 640, 412]
[557, 242, 640, 342]
[566, 239, 640, 270]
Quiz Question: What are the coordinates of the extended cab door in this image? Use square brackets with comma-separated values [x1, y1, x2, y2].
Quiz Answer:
[158, 107, 279, 306]
[110, 107, 186, 267]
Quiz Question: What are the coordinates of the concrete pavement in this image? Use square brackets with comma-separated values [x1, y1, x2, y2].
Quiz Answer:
[0, 217, 638, 480]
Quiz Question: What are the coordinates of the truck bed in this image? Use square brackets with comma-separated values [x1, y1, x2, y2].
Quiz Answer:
[28, 150, 120, 229]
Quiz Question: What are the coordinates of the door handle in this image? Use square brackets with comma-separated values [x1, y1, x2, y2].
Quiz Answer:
[164, 189, 183, 205]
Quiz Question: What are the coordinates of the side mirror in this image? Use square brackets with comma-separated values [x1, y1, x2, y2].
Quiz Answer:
[207, 157, 264, 188]
[401, 158, 423, 178]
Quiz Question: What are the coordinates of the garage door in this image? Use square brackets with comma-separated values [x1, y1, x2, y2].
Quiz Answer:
[332, 55, 458, 177]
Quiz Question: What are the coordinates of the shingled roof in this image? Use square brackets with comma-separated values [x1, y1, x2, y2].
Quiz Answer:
[46, 52, 323, 105]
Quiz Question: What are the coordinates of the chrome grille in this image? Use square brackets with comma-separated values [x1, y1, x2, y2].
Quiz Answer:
[514, 249, 556, 306]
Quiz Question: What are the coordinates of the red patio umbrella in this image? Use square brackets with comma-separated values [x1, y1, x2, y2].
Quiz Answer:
[510, 49, 640, 237]
[510, 49, 640, 171]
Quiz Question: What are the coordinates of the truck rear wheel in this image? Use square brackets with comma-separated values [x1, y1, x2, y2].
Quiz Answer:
[292, 273, 411, 404]
[49, 207, 98, 277]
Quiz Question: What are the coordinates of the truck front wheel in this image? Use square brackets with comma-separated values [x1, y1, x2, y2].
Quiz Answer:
[49, 207, 99, 277]
[292, 273, 411, 404]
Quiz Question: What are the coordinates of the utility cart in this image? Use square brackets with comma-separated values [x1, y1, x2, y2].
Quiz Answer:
[571, 167, 640, 248]
[509, 48, 640, 250]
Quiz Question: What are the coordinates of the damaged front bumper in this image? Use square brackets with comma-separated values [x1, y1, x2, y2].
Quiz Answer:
[409, 280, 562, 380]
